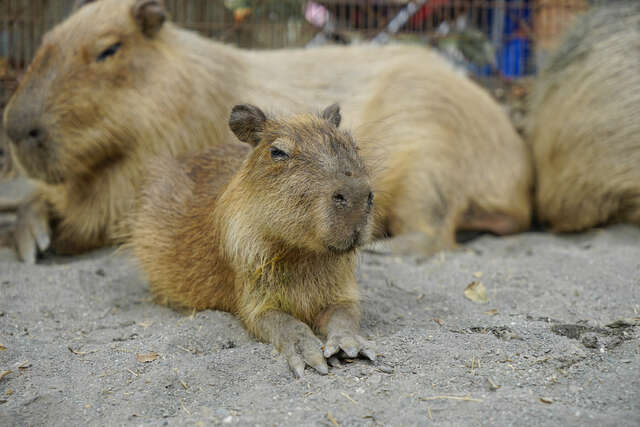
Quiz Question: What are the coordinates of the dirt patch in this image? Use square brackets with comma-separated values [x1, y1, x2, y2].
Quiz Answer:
[1, 225, 639, 425]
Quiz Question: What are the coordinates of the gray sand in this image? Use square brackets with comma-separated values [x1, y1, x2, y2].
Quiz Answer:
[1, 217, 639, 426]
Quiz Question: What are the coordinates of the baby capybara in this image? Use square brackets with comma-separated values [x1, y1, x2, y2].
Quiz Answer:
[129, 104, 375, 377]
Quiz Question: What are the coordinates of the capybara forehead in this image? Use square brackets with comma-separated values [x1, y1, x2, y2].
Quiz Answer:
[43, 0, 134, 47]
[265, 115, 364, 170]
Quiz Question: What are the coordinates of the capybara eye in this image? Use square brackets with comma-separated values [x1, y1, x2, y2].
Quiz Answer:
[270, 146, 289, 161]
[97, 42, 122, 62]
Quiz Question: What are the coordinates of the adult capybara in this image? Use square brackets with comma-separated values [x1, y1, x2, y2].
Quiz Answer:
[526, 1, 640, 231]
[130, 104, 375, 377]
[3, 0, 532, 262]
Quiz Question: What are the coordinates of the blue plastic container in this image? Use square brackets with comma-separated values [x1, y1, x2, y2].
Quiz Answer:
[498, 37, 532, 78]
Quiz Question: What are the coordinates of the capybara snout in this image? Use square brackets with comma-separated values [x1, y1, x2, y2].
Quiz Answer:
[328, 178, 373, 252]
[2, 70, 55, 182]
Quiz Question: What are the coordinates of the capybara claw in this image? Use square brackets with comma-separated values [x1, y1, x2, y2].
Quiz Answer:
[15, 198, 50, 263]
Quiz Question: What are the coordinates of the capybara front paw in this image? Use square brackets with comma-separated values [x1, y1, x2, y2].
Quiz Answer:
[323, 331, 376, 361]
[15, 199, 50, 263]
[280, 321, 328, 378]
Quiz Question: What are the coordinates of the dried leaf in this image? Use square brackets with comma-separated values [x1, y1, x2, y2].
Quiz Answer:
[473, 271, 483, 278]
[484, 309, 499, 316]
[327, 412, 339, 427]
[539, 397, 553, 404]
[136, 352, 159, 363]
[433, 318, 445, 326]
[464, 282, 488, 303]
[0, 345, 6, 351]
[16, 361, 30, 370]
[0, 370, 11, 381]
[139, 320, 154, 329]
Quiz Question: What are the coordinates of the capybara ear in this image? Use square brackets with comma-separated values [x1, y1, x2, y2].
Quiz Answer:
[131, 0, 167, 38]
[73, 0, 97, 10]
[321, 103, 341, 128]
[229, 104, 267, 147]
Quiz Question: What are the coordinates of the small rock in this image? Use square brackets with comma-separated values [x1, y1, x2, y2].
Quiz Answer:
[223, 415, 233, 423]
[369, 374, 382, 385]
[581, 334, 599, 349]
[221, 340, 236, 349]
[377, 363, 394, 374]
[216, 408, 230, 417]
[485, 377, 501, 391]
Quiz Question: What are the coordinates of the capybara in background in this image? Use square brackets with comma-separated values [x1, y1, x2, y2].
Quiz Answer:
[3, 0, 532, 262]
[129, 104, 375, 377]
[526, 1, 640, 231]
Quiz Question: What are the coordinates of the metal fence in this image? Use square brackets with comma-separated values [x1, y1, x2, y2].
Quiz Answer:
[1, 0, 589, 108]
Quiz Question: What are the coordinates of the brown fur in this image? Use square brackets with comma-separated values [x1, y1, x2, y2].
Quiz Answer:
[129, 105, 373, 375]
[3, 0, 531, 259]
[526, 2, 640, 231]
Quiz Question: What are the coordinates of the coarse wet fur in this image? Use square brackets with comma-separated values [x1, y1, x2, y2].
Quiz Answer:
[526, 1, 640, 231]
[3, 0, 532, 262]
[128, 104, 376, 377]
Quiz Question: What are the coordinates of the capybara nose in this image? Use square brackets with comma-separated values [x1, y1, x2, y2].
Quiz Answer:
[332, 180, 372, 212]
[5, 120, 47, 148]
[333, 191, 348, 208]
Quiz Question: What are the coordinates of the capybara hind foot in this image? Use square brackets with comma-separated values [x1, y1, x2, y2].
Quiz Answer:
[364, 231, 457, 257]
[317, 304, 376, 362]
[459, 211, 527, 236]
[14, 197, 50, 263]
[0, 197, 20, 212]
[254, 311, 328, 378]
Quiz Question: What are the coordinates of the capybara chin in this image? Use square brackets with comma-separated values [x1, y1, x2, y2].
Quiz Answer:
[526, 1, 640, 231]
[3, 0, 531, 263]
[129, 104, 376, 378]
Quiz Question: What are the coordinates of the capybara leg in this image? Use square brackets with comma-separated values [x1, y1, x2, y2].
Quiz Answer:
[14, 196, 50, 263]
[381, 230, 457, 256]
[621, 194, 640, 225]
[251, 310, 328, 378]
[0, 197, 21, 212]
[459, 211, 526, 236]
[314, 303, 376, 362]
[371, 211, 457, 256]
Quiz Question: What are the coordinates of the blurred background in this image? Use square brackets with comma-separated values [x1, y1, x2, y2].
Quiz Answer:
[0, 0, 590, 136]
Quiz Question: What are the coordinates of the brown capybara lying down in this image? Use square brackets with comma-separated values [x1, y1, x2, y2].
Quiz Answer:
[526, 1, 640, 231]
[3, 0, 532, 262]
[129, 103, 376, 377]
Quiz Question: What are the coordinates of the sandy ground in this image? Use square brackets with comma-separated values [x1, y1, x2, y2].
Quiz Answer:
[0, 204, 639, 426]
